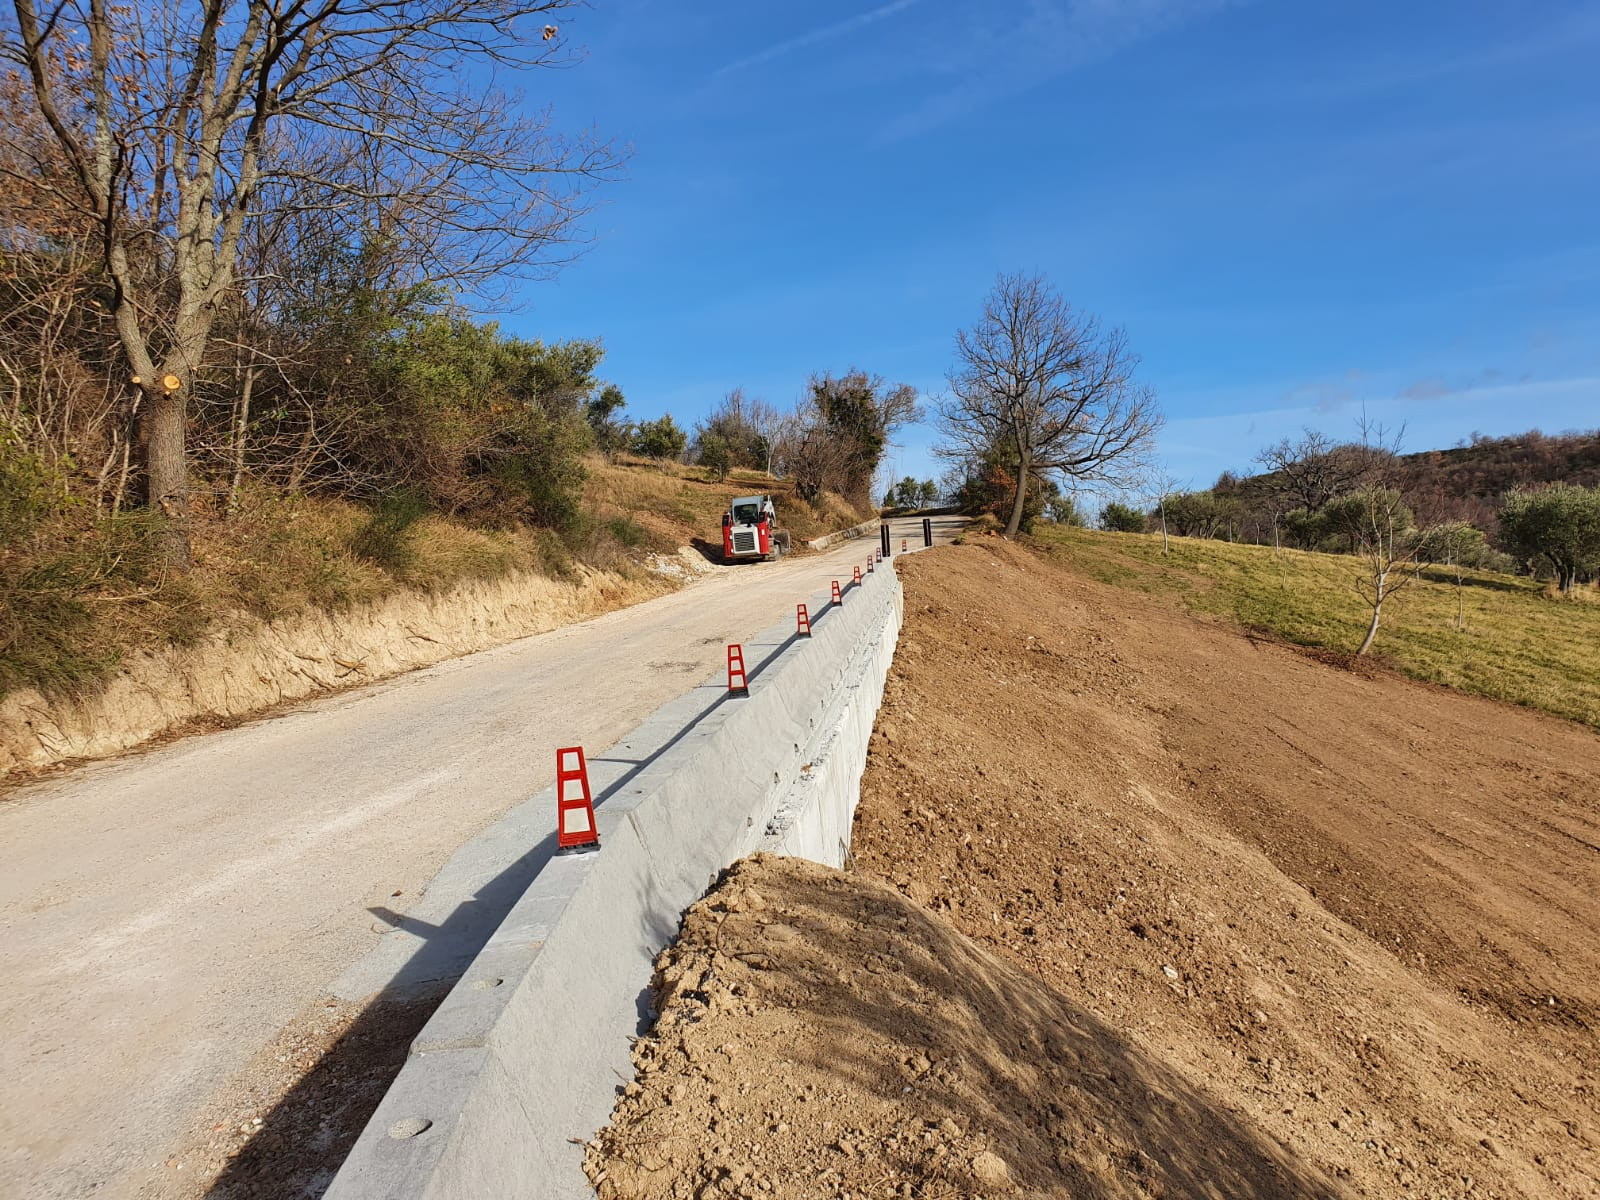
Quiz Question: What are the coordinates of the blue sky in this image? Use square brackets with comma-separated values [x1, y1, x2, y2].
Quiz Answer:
[506, 0, 1600, 496]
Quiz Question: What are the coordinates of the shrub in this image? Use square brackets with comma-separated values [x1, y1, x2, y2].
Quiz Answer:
[1099, 501, 1147, 533]
[0, 507, 165, 697]
[693, 388, 774, 472]
[1046, 495, 1088, 527]
[607, 516, 648, 548]
[633, 414, 688, 461]
[350, 491, 431, 576]
[698, 432, 732, 480]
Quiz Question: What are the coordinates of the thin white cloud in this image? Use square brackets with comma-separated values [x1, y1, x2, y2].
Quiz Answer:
[878, 0, 1250, 140]
[715, 0, 925, 77]
[1157, 374, 1600, 477]
[1266, 8, 1600, 107]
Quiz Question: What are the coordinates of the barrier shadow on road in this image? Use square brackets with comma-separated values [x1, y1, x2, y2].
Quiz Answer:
[202, 836, 554, 1197]
[202, 574, 890, 1197]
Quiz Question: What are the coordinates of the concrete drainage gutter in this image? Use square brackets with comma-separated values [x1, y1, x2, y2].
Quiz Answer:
[324, 559, 905, 1199]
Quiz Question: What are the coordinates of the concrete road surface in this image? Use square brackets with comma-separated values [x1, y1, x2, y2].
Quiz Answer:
[0, 517, 962, 1200]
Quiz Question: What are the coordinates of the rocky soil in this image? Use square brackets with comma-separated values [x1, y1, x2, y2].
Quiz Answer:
[589, 537, 1598, 1199]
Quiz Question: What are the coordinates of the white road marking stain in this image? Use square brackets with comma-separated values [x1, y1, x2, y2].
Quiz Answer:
[57, 768, 460, 972]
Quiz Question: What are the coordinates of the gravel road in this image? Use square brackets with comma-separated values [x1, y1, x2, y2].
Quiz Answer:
[0, 518, 959, 1200]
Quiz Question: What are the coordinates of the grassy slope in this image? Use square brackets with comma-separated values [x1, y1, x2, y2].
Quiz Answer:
[1030, 525, 1600, 731]
[583, 454, 865, 548]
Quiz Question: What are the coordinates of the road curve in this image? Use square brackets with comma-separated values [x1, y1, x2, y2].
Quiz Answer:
[0, 516, 962, 1200]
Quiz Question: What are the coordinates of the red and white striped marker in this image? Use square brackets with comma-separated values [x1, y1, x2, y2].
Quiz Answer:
[832, 580, 843, 605]
[797, 603, 811, 636]
[555, 747, 599, 852]
[852, 565, 862, 584]
[727, 644, 749, 694]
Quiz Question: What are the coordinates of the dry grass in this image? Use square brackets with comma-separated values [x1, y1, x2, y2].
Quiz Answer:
[2, 457, 872, 701]
[583, 455, 870, 548]
[1030, 525, 1600, 731]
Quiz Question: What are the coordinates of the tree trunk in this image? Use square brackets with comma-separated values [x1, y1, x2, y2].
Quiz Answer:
[1357, 573, 1385, 655]
[141, 387, 191, 567]
[229, 360, 256, 515]
[1003, 456, 1030, 539]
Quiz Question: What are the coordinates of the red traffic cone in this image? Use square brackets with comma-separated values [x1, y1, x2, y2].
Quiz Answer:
[832, 580, 843, 605]
[853, 565, 862, 584]
[797, 603, 811, 636]
[727, 644, 749, 694]
[901, 538, 907, 553]
[555, 747, 599, 852]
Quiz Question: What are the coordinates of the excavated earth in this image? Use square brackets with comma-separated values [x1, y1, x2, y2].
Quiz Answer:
[588, 537, 1599, 1199]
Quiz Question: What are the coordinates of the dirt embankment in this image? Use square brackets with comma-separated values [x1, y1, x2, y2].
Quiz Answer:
[591, 539, 1599, 1198]
[0, 562, 673, 779]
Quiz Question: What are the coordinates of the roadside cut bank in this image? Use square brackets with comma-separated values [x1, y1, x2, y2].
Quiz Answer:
[589, 537, 1599, 1198]
[0, 561, 671, 779]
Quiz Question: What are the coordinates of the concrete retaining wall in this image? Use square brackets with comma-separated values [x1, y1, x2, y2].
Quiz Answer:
[805, 517, 880, 551]
[325, 559, 904, 1200]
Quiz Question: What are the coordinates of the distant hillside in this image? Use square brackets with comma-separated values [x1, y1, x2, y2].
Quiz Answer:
[1391, 429, 1600, 529]
[1206, 428, 1600, 540]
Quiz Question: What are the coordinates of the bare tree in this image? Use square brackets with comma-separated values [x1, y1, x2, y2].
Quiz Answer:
[1142, 467, 1185, 554]
[1320, 419, 1434, 655]
[3, 0, 618, 567]
[938, 272, 1161, 539]
[1254, 429, 1385, 516]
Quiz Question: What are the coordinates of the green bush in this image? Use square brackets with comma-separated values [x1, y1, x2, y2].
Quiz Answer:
[0, 440, 52, 547]
[698, 432, 732, 480]
[607, 516, 648, 548]
[633, 414, 688, 461]
[1046, 495, 1088, 526]
[351, 491, 431, 575]
[1099, 501, 1147, 533]
[0, 507, 165, 697]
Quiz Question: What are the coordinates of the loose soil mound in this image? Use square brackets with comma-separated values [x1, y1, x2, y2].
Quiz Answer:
[588, 854, 1339, 1199]
[592, 539, 1599, 1198]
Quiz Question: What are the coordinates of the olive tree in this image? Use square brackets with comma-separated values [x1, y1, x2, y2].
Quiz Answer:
[1500, 483, 1600, 594]
[1099, 500, 1147, 533]
[939, 272, 1161, 539]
